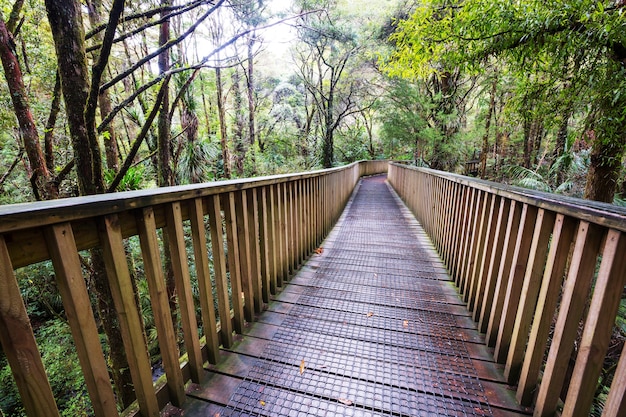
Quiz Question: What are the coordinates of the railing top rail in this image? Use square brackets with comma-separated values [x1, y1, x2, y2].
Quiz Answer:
[391, 163, 626, 233]
[0, 161, 385, 234]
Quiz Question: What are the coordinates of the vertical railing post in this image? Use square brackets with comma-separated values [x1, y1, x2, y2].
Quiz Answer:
[136, 208, 186, 404]
[533, 222, 604, 416]
[207, 194, 233, 348]
[246, 188, 263, 314]
[0, 235, 60, 417]
[99, 214, 160, 417]
[222, 193, 245, 333]
[234, 191, 254, 323]
[165, 202, 204, 383]
[188, 199, 220, 364]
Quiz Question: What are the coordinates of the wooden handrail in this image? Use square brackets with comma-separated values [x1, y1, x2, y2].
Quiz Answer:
[0, 160, 388, 417]
[388, 163, 626, 417]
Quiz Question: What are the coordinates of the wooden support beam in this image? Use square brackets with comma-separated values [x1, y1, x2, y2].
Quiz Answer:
[99, 214, 160, 417]
[206, 194, 233, 348]
[188, 199, 221, 365]
[45, 224, 119, 417]
[0, 235, 60, 417]
[165, 202, 204, 383]
[135, 208, 186, 406]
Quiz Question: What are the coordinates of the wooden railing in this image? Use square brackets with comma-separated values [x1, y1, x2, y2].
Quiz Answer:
[0, 160, 387, 417]
[388, 163, 626, 417]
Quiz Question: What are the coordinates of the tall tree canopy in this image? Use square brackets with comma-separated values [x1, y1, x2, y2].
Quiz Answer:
[384, 0, 626, 202]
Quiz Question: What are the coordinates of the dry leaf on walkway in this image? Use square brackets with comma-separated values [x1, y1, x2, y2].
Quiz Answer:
[403, 320, 409, 328]
[367, 312, 374, 317]
[338, 398, 353, 406]
[260, 400, 266, 406]
[300, 359, 305, 375]
[315, 247, 324, 254]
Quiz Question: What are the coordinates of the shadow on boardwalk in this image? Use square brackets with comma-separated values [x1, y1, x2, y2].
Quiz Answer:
[183, 175, 530, 417]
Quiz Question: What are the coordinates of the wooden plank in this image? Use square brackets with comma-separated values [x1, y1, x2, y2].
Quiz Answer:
[274, 183, 285, 288]
[164, 202, 204, 383]
[562, 229, 626, 416]
[234, 190, 254, 323]
[462, 190, 485, 299]
[494, 204, 538, 362]
[98, 214, 160, 417]
[504, 209, 556, 383]
[533, 222, 604, 417]
[603, 341, 626, 417]
[0, 235, 60, 417]
[478, 198, 510, 332]
[284, 182, 294, 276]
[44, 224, 119, 417]
[516, 215, 577, 405]
[457, 188, 476, 288]
[188, 199, 220, 365]
[246, 188, 263, 313]
[486, 200, 522, 346]
[221, 192, 245, 333]
[135, 208, 186, 405]
[257, 186, 271, 303]
[469, 193, 496, 316]
[206, 194, 233, 348]
[267, 185, 278, 293]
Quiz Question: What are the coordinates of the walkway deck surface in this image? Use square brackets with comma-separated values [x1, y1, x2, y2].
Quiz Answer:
[181, 175, 531, 417]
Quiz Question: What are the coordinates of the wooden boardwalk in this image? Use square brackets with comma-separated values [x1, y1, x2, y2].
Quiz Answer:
[181, 175, 531, 417]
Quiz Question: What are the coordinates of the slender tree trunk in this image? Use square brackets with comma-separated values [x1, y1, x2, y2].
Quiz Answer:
[480, 78, 497, 178]
[215, 65, 231, 178]
[0, 16, 58, 200]
[246, 34, 256, 173]
[232, 68, 246, 175]
[44, 74, 62, 173]
[322, 69, 335, 168]
[158, 1, 173, 188]
[86, 0, 119, 173]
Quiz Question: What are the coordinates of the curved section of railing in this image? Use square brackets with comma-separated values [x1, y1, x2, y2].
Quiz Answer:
[388, 163, 626, 417]
[0, 160, 387, 417]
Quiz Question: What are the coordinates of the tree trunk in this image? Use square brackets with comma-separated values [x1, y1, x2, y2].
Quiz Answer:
[480, 78, 497, 179]
[0, 16, 58, 200]
[158, 1, 173, 188]
[322, 69, 335, 168]
[215, 65, 231, 178]
[246, 34, 256, 173]
[45, 1, 135, 409]
[86, 0, 119, 173]
[232, 67, 246, 175]
[584, 134, 626, 202]
[45, 0, 103, 195]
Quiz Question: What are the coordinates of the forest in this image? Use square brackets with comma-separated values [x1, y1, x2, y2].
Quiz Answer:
[1, 0, 626, 416]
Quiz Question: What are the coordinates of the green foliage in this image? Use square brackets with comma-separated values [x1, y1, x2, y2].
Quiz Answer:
[0, 319, 94, 417]
[104, 165, 150, 191]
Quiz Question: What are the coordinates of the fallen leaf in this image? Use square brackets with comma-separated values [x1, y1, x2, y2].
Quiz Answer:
[300, 359, 305, 375]
[366, 312, 374, 317]
[314, 247, 324, 254]
[338, 398, 353, 406]
[213, 414, 220, 417]
[260, 400, 266, 406]
[403, 320, 409, 328]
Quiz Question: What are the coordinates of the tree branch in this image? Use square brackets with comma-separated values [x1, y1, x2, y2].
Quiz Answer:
[0, 148, 23, 186]
[86, 0, 211, 52]
[100, 0, 224, 93]
[86, 0, 209, 40]
[107, 76, 170, 193]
